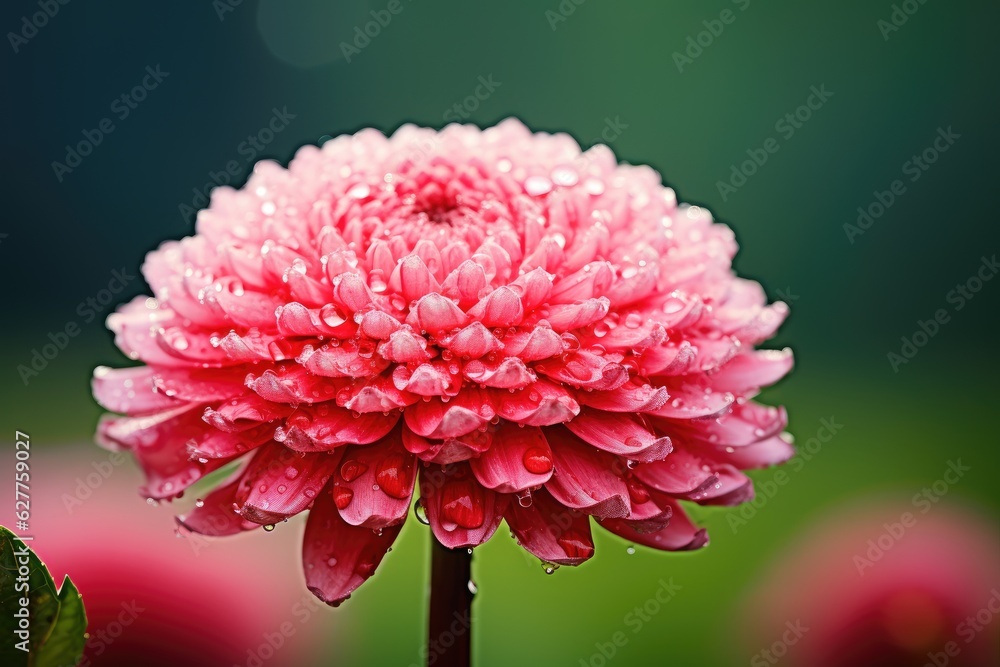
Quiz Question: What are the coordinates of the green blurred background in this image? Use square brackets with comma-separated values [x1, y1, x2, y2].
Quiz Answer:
[2, 1, 998, 665]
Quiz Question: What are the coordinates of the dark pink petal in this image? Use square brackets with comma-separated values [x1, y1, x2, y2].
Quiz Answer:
[537, 350, 628, 390]
[563, 409, 671, 462]
[333, 429, 416, 529]
[303, 482, 402, 606]
[402, 427, 493, 465]
[576, 380, 669, 413]
[176, 470, 258, 536]
[420, 464, 508, 549]
[98, 407, 234, 499]
[646, 381, 734, 420]
[274, 302, 354, 338]
[202, 394, 292, 432]
[599, 499, 709, 551]
[469, 423, 553, 492]
[678, 401, 787, 447]
[492, 381, 580, 426]
[299, 342, 389, 378]
[235, 443, 340, 524]
[632, 449, 718, 497]
[245, 366, 347, 405]
[189, 422, 274, 459]
[276, 406, 400, 452]
[403, 390, 494, 439]
[690, 464, 754, 506]
[506, 488, 594, 565]
[699, 434, 795, 470]
[331, 272, 376, 313]
[544, 427, 630, 518]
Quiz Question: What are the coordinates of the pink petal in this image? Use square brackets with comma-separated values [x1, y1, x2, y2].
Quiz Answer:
[420, 464, 508, 549]
[599, 499, 709, 551]
[405, 293, 467, 334]
[467, 286, 524, 326]
[92, 366, 183, 415]
[235, 444, 340, 524]
[506, 488, 594, 565]
[403, 390, 494, 439]
[544, 427, 630, 518]
[277, 406, 400, 452]
[563, 409, 672, 462]
[492, 381, 580, 426]
[469, 423, 553, 492]
[303, 483, 402, 606]
[333, 429, 416, 529]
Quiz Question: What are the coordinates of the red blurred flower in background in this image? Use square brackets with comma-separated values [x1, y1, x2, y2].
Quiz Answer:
[740, 501, 1000, 667]
[92, 118, 793, 605]
[32, 451, 330, 667]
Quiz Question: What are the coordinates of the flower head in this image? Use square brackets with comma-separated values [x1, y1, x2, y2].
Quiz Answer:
[94, 119, 792, 605]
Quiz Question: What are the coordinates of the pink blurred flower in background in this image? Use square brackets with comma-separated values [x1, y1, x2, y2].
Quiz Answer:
[93, 118, 792, 605]
[32, 451, 330, 667]
[740, 500, 1000, 667]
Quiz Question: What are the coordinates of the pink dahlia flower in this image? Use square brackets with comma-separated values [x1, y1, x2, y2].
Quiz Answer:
[93, 118, 792, 606]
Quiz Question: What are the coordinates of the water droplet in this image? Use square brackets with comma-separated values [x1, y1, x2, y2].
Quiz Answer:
[626, 545, 636, 555]
[522, 448, 553, 474]
[263, 524, 275, 532]
[414, 500, 430, 525]
[333, 486, 354, 509]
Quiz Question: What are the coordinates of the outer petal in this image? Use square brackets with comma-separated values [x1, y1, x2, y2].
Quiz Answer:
[303, 483, 402, 606]
[236, 444, 340, 524]
[420, 464, 508, 549]
[599, 499, 709, 551]
[333, 429, 416, 529]
[563, 409, 672, 462]
[544, 427, 630, 518]
[506, 488, 594, 565]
